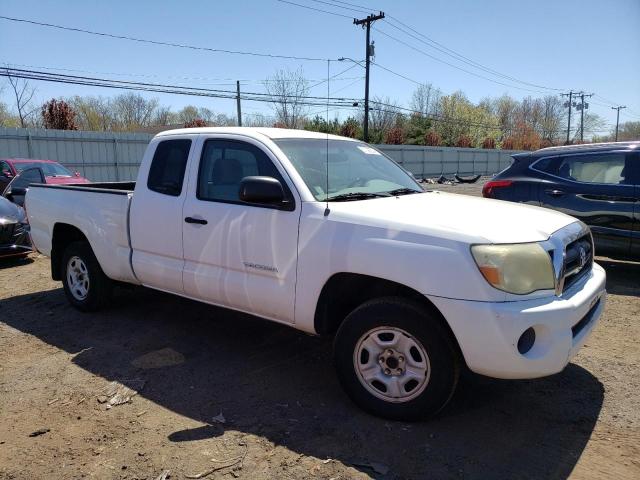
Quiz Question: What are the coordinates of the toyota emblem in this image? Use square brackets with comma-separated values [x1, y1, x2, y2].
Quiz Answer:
[579, 246, 587, 268]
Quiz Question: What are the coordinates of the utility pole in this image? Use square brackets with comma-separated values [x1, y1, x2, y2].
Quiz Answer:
[611, 105, 626, 141]
[353, 11, 385, 143]
[561, 91, 574, 144]
[236, 80, 242, 127]
[574, 92, 593, 142]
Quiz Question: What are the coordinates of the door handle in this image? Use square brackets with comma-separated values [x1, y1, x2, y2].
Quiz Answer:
[545, 189, 565, 197]
[184, 216, 208, 225]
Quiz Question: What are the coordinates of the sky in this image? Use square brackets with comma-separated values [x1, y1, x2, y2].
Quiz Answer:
[1, 0, 639, 134]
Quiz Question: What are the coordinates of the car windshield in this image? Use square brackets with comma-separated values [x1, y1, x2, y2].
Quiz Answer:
[14, 162, 73, 177]
[273, 138, 422, 201]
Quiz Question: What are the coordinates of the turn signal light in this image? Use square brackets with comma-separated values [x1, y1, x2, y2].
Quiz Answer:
[482, 180, 513, 198]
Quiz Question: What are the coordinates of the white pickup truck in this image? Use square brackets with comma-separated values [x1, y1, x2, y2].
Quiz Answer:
[26, 127, 606, 420]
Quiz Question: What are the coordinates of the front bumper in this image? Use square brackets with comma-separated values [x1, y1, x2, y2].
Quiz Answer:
[0, 222, 32, 258]
[428, 263, 606, 379]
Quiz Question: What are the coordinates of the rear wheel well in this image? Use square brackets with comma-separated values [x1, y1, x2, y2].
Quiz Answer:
[314, 273, 460, 351]
[51, 224, 88, 280]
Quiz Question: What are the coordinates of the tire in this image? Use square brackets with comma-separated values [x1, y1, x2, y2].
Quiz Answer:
[333, 297, 460, 421]
[61, 241, 112, 312]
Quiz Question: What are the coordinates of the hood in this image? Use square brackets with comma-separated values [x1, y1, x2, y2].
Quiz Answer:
[0, 196, 25, 223]
[327, 191, 577, 244]
[45, 176, 91, 185]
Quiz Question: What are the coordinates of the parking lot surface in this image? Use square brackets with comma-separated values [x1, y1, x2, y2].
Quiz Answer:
[1, 183, 638, 479]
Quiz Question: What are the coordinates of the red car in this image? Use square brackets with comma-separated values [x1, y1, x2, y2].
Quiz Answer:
[0, 158, 90, 192]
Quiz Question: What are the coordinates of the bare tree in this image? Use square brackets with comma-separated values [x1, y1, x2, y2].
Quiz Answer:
[539, 95, 564, 142]
[492, 94, 519, 139]
[5, 69, 37, 127]
[575, 112, 607, 142]
[153, 106, 175, 126]
[69, 96, 114, 131]
[617, 121, 640, 141]
[368, 96, 401, 133]
[177, 105, 199, 124]
[410, 83, 441, 117]
[244, 113, 275, 127]
[263, 68, 309, 128]
[110, 93, 159, 130]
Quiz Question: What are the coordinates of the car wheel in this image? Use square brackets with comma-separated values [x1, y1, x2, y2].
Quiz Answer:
[333, 297, 460, 420]
[61, 241, 112, 312]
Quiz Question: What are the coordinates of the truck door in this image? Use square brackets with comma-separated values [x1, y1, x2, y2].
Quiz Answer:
[130, 138, 194, 293]
[181, 136, 300, 323]
[536, 151, 635, 258]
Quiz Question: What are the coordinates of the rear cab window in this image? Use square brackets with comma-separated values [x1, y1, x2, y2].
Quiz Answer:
[147, 139, 192, 196]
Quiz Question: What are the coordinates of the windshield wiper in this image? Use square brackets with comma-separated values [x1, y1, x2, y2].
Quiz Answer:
[327, 192, 391, 202]
[387, 187, 421, 196]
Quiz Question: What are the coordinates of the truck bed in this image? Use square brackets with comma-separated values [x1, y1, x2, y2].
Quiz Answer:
[26, 182, 139, 284]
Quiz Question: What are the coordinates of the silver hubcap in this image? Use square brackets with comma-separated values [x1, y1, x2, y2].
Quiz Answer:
[353, 326, 430, 403]
[66, 256, 90, 301]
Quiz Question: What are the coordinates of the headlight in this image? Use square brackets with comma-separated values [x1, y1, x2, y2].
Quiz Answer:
[471, 243, 554, 295]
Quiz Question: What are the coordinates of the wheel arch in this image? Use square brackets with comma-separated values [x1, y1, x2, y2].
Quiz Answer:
[313, 272, 463, 360]
[51, 223, 89, 280]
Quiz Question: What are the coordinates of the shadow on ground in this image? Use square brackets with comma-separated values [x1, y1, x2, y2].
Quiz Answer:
[0, 254, 33, 270]
[1, 283, 604, 479]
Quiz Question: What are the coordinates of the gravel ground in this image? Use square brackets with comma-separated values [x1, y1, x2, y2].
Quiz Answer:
[0, 182, 638, 480]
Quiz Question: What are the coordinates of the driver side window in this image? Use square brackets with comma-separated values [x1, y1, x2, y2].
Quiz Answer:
[197, 139, 285, 203]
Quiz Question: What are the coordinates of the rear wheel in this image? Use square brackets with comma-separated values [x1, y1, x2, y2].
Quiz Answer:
[61, 241, 112, 311]
[333, 297, 460, 420]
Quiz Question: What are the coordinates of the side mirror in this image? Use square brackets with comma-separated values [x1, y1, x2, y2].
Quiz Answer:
[239, 176, 287, 207]
[7, 187, 27, 197]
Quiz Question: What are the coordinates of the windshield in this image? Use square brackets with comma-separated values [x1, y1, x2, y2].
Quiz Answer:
[273, 139, 422, 201]
[14, 162, 73, 177]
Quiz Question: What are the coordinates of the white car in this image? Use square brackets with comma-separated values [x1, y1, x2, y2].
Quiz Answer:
[26, 128, 606, 420]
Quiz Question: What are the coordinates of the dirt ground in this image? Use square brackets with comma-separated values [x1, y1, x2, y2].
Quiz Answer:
[1, 182, 639, 479]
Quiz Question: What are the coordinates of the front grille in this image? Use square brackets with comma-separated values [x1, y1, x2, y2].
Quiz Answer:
[0, 223, 17, 245]
[563, 234, 593, 292]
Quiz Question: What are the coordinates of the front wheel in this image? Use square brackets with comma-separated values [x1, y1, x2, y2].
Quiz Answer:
[61, 241, 112, 312]
[333, 297, 460, 420]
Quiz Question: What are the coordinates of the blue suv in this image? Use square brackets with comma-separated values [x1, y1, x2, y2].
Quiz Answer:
[483, 142, 640, 260]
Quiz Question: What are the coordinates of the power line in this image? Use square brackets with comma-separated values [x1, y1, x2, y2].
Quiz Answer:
[372, 62, 421, 85]
[275, 0, 352, 18]
[4, 62, 363, 86]
[0, 68, 360, 108]
[308, 0, 564, 92]
[0, 15, 328, 62]
[307, 62, 361, 90]
[382, 17, 563, 92]
[373, 27, 551, 94]
[306, 0, 369, 14]
[2, 66, 511, 132]
[3, 67, 362, 102]
[331, 76, 364, 95]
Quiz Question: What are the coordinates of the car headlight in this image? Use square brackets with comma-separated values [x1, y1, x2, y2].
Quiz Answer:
[471, 243, 554, 295]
